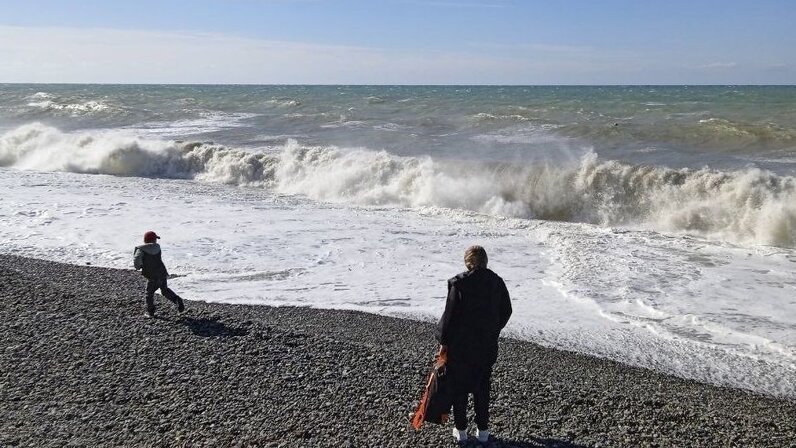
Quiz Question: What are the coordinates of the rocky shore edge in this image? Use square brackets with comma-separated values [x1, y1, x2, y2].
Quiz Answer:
[1, 255, 794, 447]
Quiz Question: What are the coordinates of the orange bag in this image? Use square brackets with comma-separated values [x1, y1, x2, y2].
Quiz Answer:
[411, 350, 450, 430]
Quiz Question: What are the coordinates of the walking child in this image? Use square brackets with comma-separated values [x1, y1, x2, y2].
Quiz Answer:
[133, 231, 185, 318]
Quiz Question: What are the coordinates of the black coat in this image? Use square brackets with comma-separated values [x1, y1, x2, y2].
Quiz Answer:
[133, 243, 169, 280]
[436, 268, 512, 369]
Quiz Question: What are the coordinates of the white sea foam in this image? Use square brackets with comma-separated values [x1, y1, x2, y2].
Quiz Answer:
[26, 92, 111, 115]
[319, 118, 368, 129]
[0, 167, 793, 397]
[472, 112, 532, 123]
[3, 123, 796, 247]
[372, 122, 409, 132]
[28, 99, 110, 114]
[127, 112, 258, 138]
[265, 98, 301, 107]
[471, 123, 567, 145]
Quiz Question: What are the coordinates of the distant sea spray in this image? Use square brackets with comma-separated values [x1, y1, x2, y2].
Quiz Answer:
[26, 92, 111, 115]
[2, 123, 795, 247]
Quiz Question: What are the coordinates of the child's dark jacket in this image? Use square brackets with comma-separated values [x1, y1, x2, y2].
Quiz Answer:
[133, 243, 168, 280]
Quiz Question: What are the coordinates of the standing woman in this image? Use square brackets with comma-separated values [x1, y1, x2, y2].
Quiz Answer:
[437, 245, 512, 443]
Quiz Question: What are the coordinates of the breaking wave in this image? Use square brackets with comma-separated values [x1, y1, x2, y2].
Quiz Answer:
[26, 92, 113, 116]
[2, 123, 795, 246]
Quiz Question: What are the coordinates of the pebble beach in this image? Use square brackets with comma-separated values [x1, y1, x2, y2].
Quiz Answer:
[1, 255, 795, 447]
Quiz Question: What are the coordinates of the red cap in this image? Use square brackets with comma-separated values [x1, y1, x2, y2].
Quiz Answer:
[143, 231, 160, 243]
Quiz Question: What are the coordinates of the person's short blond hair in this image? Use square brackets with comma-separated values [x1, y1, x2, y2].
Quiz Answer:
[464, 245, 488, 271]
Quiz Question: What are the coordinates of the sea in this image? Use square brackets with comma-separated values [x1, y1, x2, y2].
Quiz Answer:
[1, 84, 794, 398]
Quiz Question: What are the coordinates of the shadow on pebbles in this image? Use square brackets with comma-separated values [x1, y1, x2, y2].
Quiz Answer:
[1, 255, 794, 447]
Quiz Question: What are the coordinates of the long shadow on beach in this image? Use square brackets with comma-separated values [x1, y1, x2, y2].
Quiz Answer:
[180, 316, 249, 338]
[469, 438, 587, 448]
[524, 438, 588, 448]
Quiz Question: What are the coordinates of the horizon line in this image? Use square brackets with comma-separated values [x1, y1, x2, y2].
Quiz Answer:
[2, 82, 795, 87]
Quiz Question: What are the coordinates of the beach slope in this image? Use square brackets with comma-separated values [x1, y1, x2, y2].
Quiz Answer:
[1, 255, 794, 447]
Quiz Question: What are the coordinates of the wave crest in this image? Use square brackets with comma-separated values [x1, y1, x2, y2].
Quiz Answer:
[26, 92, 113, 116]
[2, 123, 795, 246]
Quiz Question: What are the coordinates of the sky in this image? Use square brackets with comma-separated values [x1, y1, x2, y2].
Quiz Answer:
[0, 0, 794, 84]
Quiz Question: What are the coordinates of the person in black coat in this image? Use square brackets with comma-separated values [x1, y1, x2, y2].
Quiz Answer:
[436, 245, 512, 443]
[133, 231, 185, 318]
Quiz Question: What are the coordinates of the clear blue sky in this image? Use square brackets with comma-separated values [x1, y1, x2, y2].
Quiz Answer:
[1, 0, 794, 84]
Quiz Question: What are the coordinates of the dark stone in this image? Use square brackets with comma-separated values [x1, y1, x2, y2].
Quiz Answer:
[0, 255, 794, 447]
